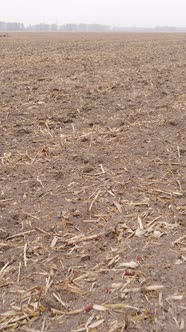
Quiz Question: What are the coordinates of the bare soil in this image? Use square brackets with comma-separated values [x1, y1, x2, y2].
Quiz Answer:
[0, 32, 186, 332]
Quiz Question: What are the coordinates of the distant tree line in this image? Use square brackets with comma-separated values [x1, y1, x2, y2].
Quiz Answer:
[0, 21, 24, 31]
[0, 22, 110, 32]
[0, 21, 186, 32]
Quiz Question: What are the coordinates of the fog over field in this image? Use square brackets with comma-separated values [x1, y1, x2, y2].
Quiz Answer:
[1, 0, 186, 27]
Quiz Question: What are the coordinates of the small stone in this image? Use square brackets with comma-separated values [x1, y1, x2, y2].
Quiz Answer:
[73, 210, 80, 217]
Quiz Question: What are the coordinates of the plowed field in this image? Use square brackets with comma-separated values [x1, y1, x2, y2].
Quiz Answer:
[0, 32, 186, 331]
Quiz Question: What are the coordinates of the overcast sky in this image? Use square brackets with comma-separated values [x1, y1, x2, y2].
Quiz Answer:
[1, 0, 186, 27]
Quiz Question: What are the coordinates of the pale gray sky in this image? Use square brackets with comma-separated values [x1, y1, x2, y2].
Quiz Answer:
[1, 0, 186, 27]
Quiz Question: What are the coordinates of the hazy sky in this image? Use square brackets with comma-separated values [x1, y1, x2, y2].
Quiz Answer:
[1, 0, 186, 26]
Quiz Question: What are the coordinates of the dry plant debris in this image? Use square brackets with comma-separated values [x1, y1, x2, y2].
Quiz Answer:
[0, 32, 186, 331]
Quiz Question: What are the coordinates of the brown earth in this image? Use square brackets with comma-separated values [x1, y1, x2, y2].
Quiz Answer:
[0, 32, 186, 332]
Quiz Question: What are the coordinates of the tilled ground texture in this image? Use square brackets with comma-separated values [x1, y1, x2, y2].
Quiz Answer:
[0, 32, 186, 332]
